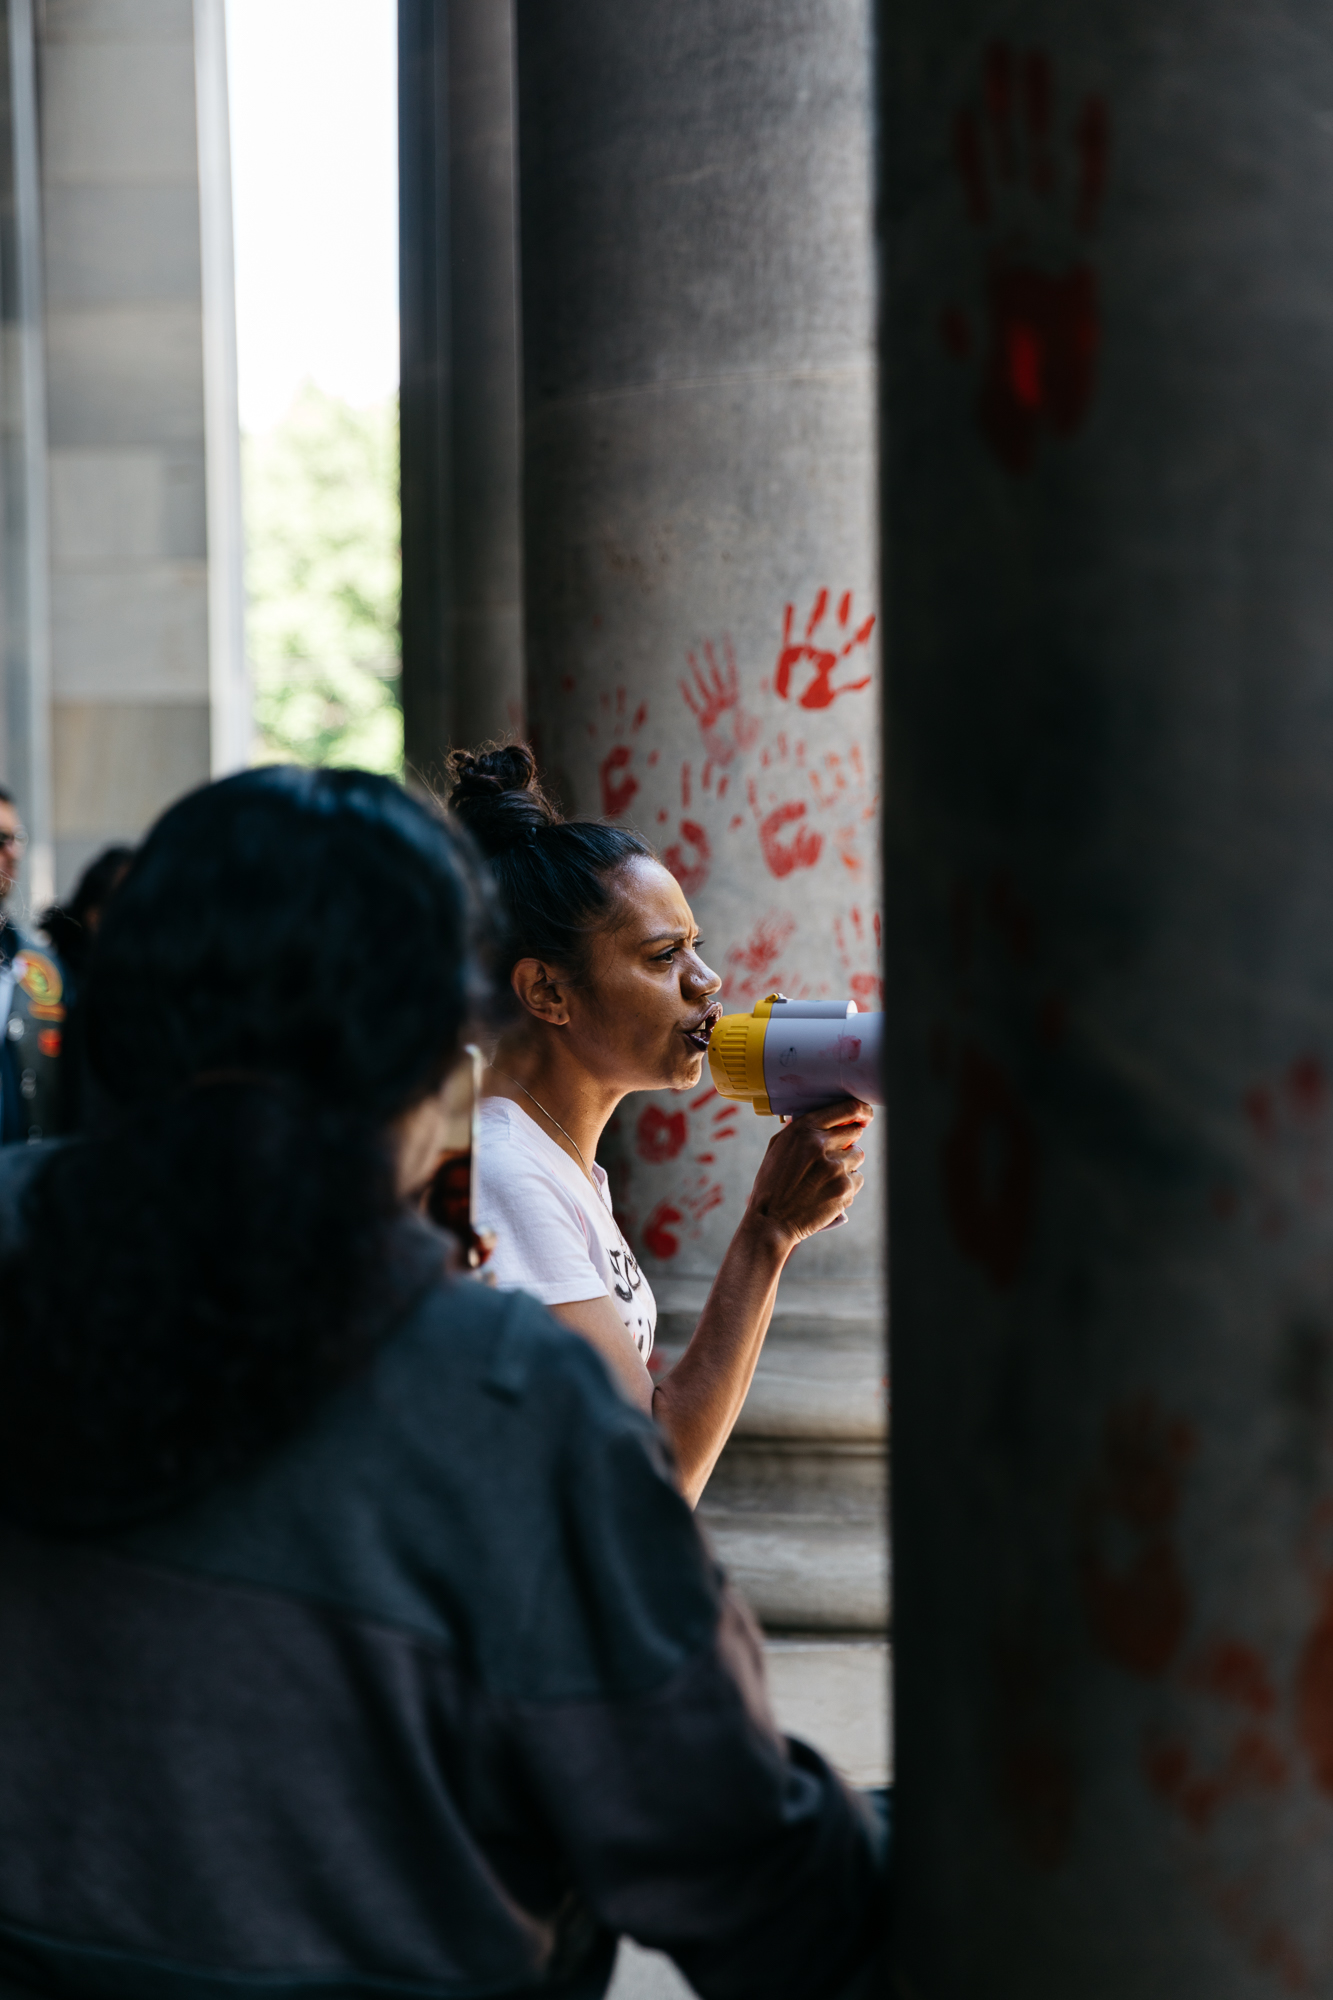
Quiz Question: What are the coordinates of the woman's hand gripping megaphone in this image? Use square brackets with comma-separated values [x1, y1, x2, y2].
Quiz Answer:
[708, 994, 882, 1237]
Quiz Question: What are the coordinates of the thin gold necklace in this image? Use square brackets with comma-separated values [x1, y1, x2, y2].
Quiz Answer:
[486, 1066, 643, 1306]
[488, 1065, 597, 1186]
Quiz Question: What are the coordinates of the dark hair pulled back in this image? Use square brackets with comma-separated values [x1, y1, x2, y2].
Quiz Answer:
[0, 767, 487, 1532]
[447, 743, 651, 978]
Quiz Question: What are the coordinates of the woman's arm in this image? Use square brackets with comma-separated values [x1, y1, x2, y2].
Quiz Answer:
[651, 1098, 871, 1504]
[552, 1100, 872, 1506]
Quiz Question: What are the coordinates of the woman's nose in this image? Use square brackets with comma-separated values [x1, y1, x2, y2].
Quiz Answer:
[685, 952, 722, 997]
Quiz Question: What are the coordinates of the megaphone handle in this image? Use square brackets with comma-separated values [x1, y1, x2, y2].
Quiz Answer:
[819, 1209, 849, 1232]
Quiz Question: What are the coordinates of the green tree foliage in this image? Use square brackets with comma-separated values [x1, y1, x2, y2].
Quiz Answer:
[244, 385, 402, 773]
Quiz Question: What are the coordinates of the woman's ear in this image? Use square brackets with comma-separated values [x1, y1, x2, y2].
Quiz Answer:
[511, 957, 571, 1026]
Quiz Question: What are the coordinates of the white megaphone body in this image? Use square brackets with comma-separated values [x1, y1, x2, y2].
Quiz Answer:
[707, 993, 884, 1118]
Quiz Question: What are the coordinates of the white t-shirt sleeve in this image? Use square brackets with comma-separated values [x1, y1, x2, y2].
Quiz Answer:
[476, 1140, 608, 1307]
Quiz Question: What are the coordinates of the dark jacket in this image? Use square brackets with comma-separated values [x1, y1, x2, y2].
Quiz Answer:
[0, 1153, 884, 2000]
[0, 926, 65, 1144]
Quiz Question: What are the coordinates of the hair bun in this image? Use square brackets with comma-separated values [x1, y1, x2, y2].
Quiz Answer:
[447, 743, 558, 857]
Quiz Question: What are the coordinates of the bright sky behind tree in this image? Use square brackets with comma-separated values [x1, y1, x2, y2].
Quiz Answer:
[226, 0, 398, 434]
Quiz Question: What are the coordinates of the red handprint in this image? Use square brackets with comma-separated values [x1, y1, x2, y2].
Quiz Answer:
[663, 819, 710, 897]
[640, 1176, 724, 1263]
[834, 907, 883, 1009]
[636, 1106, 688, 1164]
[941, 43, 1109, 474]
[774, 590, 875, 711]
[587, 687, 648, 818]
[747, 737, 823, 880]
[721, 912, 799, 1005]
[1080, 1396, 1194, 1680]
[681, 637, 760, 766]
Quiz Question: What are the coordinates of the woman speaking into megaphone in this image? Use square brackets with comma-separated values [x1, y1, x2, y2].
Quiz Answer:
[449, 744, 873, 1507]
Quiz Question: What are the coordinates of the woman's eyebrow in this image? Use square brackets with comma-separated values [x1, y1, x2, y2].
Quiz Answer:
[640, 929, 690, 947]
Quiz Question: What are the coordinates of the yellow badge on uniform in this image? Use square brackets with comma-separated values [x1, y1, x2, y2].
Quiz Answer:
[15, 950, 64, 1021]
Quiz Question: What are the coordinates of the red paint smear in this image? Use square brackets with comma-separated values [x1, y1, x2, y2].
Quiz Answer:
[1288, 1053, 1327, 1118]
[1186, 1638, 1276, 1714]
[636, 1105, 687, 1165]
[774, 594, 875, 710]
[1081, 1398, 1194, 1679]
[1144, 1725, 1287, 1835]
[690, 1086, 717, 1110]
[600, 743, 638, 818]
[750, 787, 823, 879]
[1296, 1577, 1333, 1793]
[663, 818, 710, 896]
[979, 262, 1100, 474]
[643, 1201, 682, 1260]
[940, 1042, 1037, 1288]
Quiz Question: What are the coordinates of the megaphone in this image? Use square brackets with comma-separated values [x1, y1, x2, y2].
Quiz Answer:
[708, 994, 885, 1117]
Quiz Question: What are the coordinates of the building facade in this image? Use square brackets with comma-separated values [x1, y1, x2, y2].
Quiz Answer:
[0, 0, 243, 912]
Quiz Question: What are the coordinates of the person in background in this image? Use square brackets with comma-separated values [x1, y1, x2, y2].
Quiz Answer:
[449, 744, 874, 1508]
[40, 844, 134, 1131]
[0, 766, 886, 2000]
[0, 786, 65, 1145]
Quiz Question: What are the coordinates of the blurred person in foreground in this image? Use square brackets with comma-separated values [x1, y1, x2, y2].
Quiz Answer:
[39, 843, 134, 1132]
[0, 786, 64, 1144]
[0, 766, 886, 2000]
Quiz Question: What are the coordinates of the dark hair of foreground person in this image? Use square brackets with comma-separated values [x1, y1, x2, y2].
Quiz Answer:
[0, 768, 886, 2000]
[0, 768, 482, 1528]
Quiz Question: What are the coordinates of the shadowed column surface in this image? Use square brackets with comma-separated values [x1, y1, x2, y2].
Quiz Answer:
[887, 5, 1333, 1993]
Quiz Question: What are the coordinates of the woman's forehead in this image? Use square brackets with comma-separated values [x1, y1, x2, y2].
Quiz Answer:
[617, 855, 693, 935]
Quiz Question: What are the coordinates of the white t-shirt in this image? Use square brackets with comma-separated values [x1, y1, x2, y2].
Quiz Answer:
[474, 1097, 656, 1359]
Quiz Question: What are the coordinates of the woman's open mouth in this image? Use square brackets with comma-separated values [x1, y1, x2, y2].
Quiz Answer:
[681, 1006, 723, 1055]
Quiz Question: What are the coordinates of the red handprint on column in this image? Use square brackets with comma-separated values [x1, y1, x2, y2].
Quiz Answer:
[681, 636, 760, 768]
[834, 906, 883, 1008]
[720, 912, 800, 1005]
[940, 42, 1110, 475]
[663, 820, 710, 897]
[587, 687, 649, 818]
[774, 590, 875, 711]
[747, 737, 823, 880]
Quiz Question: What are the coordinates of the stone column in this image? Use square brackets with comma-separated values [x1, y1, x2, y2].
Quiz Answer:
[887, 4, 1333, 1990]
[399, 0, 523, 781]
[516, 0, 886, 1637]
[0, 0, 52, 908]
[39, 0, 241, 893]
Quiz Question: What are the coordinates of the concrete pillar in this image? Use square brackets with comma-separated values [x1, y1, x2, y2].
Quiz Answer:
[887, 6, 1333, 1991]
[0, 0, 52, 909]
[399, 0, 523, 782]
[39, 0, 242, 893]
[516, 0, 886, 1637]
